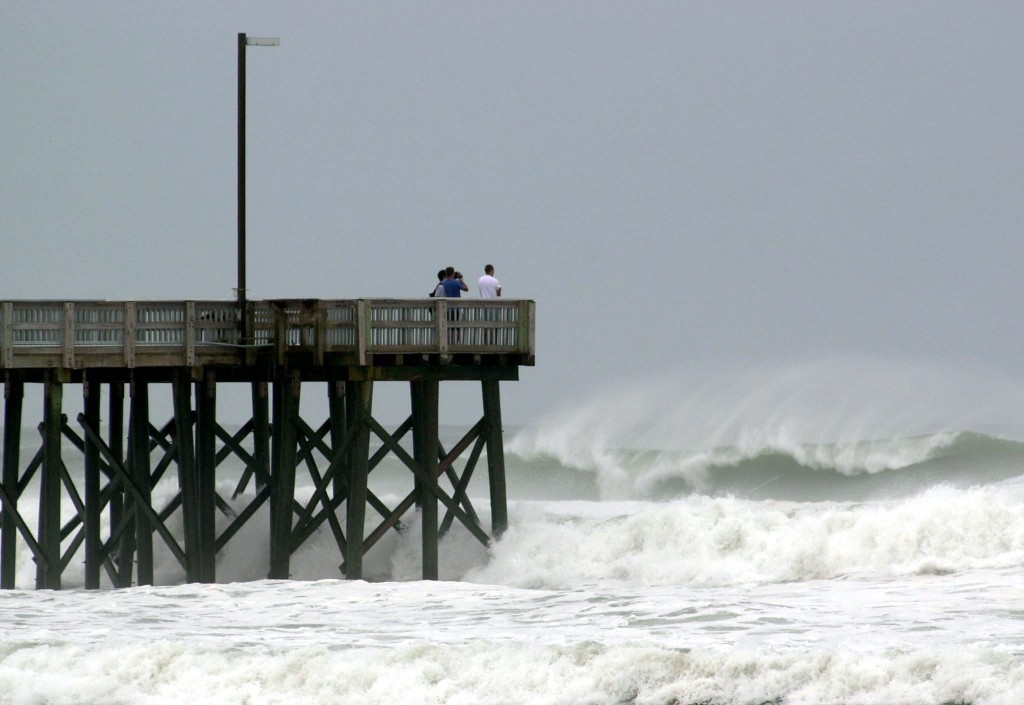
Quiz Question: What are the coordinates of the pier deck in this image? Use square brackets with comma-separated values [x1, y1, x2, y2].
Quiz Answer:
[0, 298, 535, 589]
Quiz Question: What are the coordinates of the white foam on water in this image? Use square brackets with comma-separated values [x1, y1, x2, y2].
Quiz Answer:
[0, 640, 1021, 705]
[470, 486, 1024, 588]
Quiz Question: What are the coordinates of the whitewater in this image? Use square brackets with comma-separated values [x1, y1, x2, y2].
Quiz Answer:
[2, 362, 1024, 704]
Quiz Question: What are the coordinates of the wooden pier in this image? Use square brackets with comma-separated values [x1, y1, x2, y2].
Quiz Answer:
[0, 298, 534, 589]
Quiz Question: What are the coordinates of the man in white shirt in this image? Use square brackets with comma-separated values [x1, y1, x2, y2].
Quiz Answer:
[478, 264, 502, 298]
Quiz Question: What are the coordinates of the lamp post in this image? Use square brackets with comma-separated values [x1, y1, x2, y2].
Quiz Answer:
[238, 32, 279, 342]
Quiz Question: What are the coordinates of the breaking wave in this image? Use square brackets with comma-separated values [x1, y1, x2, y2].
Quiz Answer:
[470, 485, 1024, 588]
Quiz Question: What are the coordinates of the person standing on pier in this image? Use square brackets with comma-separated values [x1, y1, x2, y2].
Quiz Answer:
[478, 264, 502, 298]
[441, 267, 468, 343]
[442, 267, 468, 298]
[430, 269, 446, 298]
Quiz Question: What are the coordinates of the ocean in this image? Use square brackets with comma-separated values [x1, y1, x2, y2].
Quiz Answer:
[1, 366, 1024, 704]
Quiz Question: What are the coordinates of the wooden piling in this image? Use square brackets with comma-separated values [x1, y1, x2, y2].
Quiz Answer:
[173, 373, 201, 582]
[83, 379, 101, 588]
[482, 380, 508, 538]
[195, 370, 217, 582]
[1, 378, 23, 589]
[251, 381, 270, 491]
[412, 381, 440, 580]
[130, 380, 154, 586]
[38, 374, 62, 589]
[344, 380, 372, 579]
[328, 379, 346, 498]
[110, 381, 132, 587]
[269, 370, 299, 579]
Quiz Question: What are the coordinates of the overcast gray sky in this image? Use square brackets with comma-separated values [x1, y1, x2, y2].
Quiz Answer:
[3, 2, 1023, 428]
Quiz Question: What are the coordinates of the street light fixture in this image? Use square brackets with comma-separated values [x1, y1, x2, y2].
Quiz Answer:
[238, 32, 279, 342]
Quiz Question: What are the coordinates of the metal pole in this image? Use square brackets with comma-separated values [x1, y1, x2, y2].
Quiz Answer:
[237, 32, 247, 342]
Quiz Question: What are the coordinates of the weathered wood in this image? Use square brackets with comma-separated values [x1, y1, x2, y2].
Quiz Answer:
[173, 373, 201, 582]
[287, 413, 397, 552]
[294, 431, 346, 556]
[83, 379, 102, 588]
[0, 295, 525, 590]
[195, 370, 217, 582]
[217, 484, 270, 552]
[269, 371, 300, 579]
[252, 381, 270, 491]
[78, 413, 186, 568]
[109, 381, 131, 587]
[0, 299, 534, 372]
[130, 381, 154, 585]
[1, 377, 23, 588]
[328, 380, 346, 498]
[38, 375, 63, 589]
[482, 380, 508, 537]
[412, 381, 440, 579]
[1, 303, 13, 369]
[440, 433, 487, 537]
[362, 489, 417, 555]
[0, 481, 48, 582]
[367, 416, 491, 547]
[344, 380, 372, 579]
[437, 420, 488, 522]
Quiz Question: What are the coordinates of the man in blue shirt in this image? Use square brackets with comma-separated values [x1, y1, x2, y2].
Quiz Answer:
[442, 267, 468, 297]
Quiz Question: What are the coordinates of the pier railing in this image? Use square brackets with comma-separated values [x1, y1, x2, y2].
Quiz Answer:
[0, 299, 535, 369]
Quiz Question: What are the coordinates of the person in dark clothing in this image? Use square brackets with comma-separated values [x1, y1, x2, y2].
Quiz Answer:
[430, 269, 446, 297]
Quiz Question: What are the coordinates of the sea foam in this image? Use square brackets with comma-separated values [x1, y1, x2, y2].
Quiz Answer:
[0, 641, 1020, 705]
[469, 486, 1024, 588]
